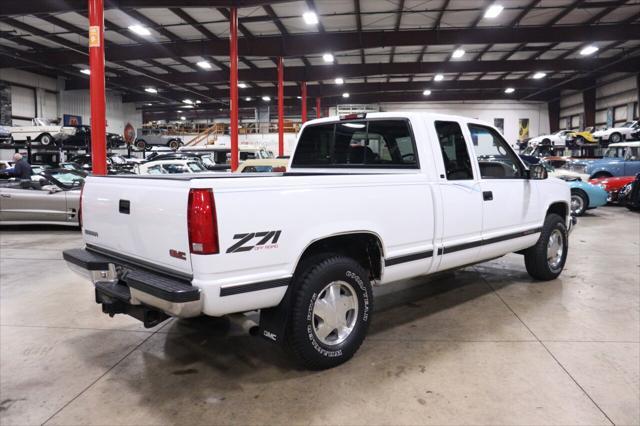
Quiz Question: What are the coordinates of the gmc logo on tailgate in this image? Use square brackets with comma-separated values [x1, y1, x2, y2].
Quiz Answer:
[226, 231, 281, 253]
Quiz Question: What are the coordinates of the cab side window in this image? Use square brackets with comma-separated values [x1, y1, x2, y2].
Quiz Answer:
[468, 124, 524, 179]
[435, 121, 474, 180]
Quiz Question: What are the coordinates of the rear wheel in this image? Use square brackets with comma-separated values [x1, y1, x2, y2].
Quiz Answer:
[570, 189, 588, 216]
[135, 139, 146, 151]
[39, 133, 54, 146]
[609, 132, 622, 143]
[168, 139, 181, 150]
[287, 255, 373, 370]
[524, 213, 568, 281]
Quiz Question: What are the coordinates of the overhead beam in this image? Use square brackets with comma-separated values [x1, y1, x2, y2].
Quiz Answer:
[3, 24, 638, 66]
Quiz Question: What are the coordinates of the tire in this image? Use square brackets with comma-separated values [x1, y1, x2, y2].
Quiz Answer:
[168, 139, 180, 150]
[542, 138, 551, 146]
[135, 139, 146, 151]
[524, 213, 568, 281]
[609, 132, 622, 143]
[39, 133, 54, 146]
[570, 189, 588, 216]
[287, 255, 373, 370]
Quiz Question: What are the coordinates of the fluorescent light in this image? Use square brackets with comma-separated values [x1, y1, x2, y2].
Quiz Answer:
[323, 53, 334, 63]
[183, 105, 194, 109]
[177, 110, 183, 113]
[238, 82, 247, 88]
[452, 49, 465, 59]
[533, 72, 546, 79]
[145, 87, 157, 93]
[434, 74, 444, 81]
[183, 99, 193, 104]
[342, 92, 349, 98]
[335, 77, 344, 85]
[504, 87, 515, 94]
[423, 89, 431, 96]
[180, 116, 186, 121]
[128, 25, 151, 36]
[262, 96, 271, 101]
[245, 97, 252, 101]
[80, 68, 90, 75]
[303, 11, 318, 25]
[580, 45, 598, 56]
[297, 96, 302, 99]
[195, 100, 202, 104]
[484, 4, 504, 18]
[146, 103, 152, 106]
[197, 61, 212, 69]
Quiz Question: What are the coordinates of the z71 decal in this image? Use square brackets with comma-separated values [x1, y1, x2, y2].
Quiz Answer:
[226, 231, 282, 253]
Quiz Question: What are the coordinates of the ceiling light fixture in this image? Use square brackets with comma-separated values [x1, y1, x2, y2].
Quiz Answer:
[302, 11, 319, 25]
[146, 103, 152, 106]
[434, 74, 444, 81]
[452, 49, 465, 58]
[245, 97, 252, 101]
[504, 87, 515, 94]
[423, 89, 431, 96]
[262, 96, 271, 101]
[533, 72, 547, 79]
[183, 99, 193, 104]
[145, 87, 157, 93]
[177, 110, 183, 113]
[128, 24, 151, 36]
[484, 4, 504, 18]
[342, 92, 350, 98]
[238, 82, 247, 88]
[335, 77, 344, 85]
[180, 116, 186, 120]
[323, 53, 334, 63]
[197, 61, 212, 69]
[580, 45, 598, 56]
[80, 68, 90, 75]
[195, 100, 202, 104]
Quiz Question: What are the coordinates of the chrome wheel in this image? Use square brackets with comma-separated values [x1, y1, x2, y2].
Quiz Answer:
[570, 194, 585, 215]
[547, 229, 564, 270]
[312, 281, 358, 346]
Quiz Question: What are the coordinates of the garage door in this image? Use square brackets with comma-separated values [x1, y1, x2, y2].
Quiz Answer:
[11, 86, 35, 119]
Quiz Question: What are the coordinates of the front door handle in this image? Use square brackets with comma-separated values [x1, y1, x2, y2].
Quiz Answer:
[483, 191, 493, 201]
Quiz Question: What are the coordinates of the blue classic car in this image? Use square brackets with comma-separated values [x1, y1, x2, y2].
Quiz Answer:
[585, 141, 640, 179]
[559, 176, 609, 216]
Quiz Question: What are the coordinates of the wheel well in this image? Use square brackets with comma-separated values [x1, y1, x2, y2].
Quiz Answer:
[591, 171, 612, 179]
[294, 233, 383, 280]
[547, 202, 568, 220]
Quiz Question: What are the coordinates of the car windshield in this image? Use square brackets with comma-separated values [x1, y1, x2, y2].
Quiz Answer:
[33, 118, 54, 126]
[187, 162, 205, 172]
[197, 154, 215, 167]
[46, 170, 84, 188]
[258, 149, 274, 159]
[621, 122, 633, 128]
[109, 155, 127, 165]
[602, 147, 626, 158]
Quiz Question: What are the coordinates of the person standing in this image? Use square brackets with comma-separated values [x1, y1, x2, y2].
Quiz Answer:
[12, 153, 32, 188]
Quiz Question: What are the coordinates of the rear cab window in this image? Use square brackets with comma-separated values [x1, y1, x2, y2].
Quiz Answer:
[291, 119, 418, 169]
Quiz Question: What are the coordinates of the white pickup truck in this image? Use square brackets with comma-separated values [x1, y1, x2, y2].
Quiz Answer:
[64, 112, 574, 370]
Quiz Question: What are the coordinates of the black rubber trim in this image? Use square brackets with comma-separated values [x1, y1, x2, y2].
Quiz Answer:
[123, 269, 199, 303]
[384, 250, 434, 267]
[384, 226, 543, 266]
[220, 278, 290, 297]
[63, 248, 111, 270]
[86, 244, 192, 281]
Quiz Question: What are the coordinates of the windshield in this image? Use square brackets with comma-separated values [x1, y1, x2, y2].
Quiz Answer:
[258, 149, 275, 159]
[621, 122, 633, 128]
[34, 118, 54, 126]
[198, 154, 215, 167]
[523, 146, 534, 155]
[602, 147, 626, 158]
[46, 170, 85, 188]
[109, 155, 127, 165]
[187, 162, 205, 172]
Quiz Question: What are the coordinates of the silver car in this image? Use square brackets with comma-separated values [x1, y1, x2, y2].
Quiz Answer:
[134, 128, 183, 151]
[0, 170, 84, 226]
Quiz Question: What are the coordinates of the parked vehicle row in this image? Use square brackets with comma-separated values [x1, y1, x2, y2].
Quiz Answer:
[523, 120, 639, 152]
[0, 119, 127, 148]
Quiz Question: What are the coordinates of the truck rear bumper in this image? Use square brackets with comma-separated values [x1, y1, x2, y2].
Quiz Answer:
[63, 248, 202, 322]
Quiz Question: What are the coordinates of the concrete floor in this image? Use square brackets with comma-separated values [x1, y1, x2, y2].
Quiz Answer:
[1, 206, 638, 426]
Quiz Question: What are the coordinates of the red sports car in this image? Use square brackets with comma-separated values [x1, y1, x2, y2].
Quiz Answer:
[589, 176, 636, 202]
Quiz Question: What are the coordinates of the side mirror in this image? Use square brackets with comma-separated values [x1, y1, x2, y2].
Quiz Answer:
[529, 164, 548, 180]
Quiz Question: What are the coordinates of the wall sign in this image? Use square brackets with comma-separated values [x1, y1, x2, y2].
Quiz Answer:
[518, 118, 530, 141]
[63, 114, 82, 126]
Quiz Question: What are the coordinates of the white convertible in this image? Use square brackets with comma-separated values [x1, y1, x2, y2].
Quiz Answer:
[10, 118, 76, 146]
[527, 130, 572, 149]
[592, 120, 639, 144]
[64, 112, 574, 370]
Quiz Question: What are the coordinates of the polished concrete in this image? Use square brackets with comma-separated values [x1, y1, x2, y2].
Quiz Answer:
[1, 206, 638, 425]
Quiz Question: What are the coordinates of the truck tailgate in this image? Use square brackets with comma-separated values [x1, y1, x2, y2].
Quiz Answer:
[81, 176, 192, 275]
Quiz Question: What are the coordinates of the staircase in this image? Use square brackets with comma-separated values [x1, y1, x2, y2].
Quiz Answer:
[185, 124, 223, 146]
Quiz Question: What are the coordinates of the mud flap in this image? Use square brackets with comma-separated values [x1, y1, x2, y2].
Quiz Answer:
[258, 287, 292, 345]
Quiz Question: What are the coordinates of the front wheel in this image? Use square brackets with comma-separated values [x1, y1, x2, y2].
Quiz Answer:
[609, 132, 622, 143]
[135, 139, 146, 151]
[168, 139, 181, 150]
[287, 255, 373, 370]
[39, 133, 54, 146]
[570, 189, 588, 216]
[524, 213, 568, 281]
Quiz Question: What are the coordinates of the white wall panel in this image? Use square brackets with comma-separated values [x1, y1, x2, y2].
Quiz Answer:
[60, 90, 143, 135]
[10, 86, 35, 119]
[596, 75, 638, 111]
[42, 91, 58, 119]
[0, 68, 57, 91]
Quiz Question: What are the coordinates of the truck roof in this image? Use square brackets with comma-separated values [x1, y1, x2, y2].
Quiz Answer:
[608, 141, 640, 148]
[303, 111, 480, 126]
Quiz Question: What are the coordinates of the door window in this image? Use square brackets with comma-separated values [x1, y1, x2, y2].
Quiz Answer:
[468, 124, 525, 179]
[434, 121, 474, 180]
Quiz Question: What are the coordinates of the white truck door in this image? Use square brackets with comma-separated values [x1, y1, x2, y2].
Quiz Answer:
[430, 120, 483, 271]
[465, 123, 541, 260]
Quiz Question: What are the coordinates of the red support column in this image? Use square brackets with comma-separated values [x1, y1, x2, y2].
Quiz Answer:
[88, 0, 106, 175]
[316, 97, 321, 118]
[300, 81, 307, 123]
[229, 7, 239, 171]
[277, 57, 284, 157]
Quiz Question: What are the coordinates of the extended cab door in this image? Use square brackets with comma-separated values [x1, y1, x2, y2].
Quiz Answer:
[465, 123, 542, 260]
[430, 120, 483, 271]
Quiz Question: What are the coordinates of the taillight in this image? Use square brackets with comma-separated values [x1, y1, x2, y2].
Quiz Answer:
[188, 188, 219, 254]
[78, 184, 84, 228]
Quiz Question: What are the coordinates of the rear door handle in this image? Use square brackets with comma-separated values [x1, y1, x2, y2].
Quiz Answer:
[483, 191, 493, 201]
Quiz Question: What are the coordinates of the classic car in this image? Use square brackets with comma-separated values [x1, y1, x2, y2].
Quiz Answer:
[618, 173, 640, 210]
[136, 159, 208, 174]
[588, 175, 636, 202]
[145, 151, 221, 171]
[134, 128, 183, 151]
[592, 120, 639, 144]
[0, 169, 84, 226]
[178, 144, 275, 165]
[235, 158, 289, 173]
[527, 130, 572, 149]
[61, 126, 123, 149]
[585, 141, 640, 179]
[565, 127, 597, 147]
[10, 118, 77, 146]
[68, 153, 136, 174]
[0, 126, 11, 144]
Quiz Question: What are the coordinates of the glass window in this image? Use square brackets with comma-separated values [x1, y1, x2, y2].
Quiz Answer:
[187, 162, 205, 172]
[291, 119, 417, 168]
[147, 165, 164, 175]
[434, 121, 474, 180]
[162, 163, 190, 174]
[468, 124, 524, 179]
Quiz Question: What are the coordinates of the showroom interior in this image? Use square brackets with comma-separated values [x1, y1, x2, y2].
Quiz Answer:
[1, 0, 639, 425]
